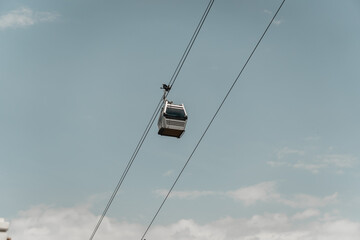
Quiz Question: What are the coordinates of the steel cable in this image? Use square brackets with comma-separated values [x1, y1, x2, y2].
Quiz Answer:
[140, 1, 286, 239]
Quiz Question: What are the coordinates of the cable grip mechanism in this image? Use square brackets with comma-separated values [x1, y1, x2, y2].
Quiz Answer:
[161, 84, 171, 103]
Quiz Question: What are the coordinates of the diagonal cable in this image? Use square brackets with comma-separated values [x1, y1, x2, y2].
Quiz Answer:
[167, 0, 215, 89]
[139, 1, 286, 239]
[88, 1, 215, 239]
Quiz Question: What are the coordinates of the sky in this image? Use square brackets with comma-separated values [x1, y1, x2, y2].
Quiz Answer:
[1, 0, 360, 239]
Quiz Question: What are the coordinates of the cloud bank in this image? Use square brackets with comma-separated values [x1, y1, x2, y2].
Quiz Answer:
[226, 182, 280, 206]
[9, 205, 360, 240]
[0, 7, 58, 30]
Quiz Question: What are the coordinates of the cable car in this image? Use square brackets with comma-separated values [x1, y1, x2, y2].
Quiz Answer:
[158, 100, 188, 138]
[157, 84, 188, 138]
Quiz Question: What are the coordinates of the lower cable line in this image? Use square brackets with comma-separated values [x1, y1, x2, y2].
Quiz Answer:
[88, 98, 162, 240]
[140, 1, 286, 239]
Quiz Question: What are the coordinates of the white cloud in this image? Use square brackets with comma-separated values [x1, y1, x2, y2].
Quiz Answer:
[293, 162, 326, 174]
[264, 9, 283, 26]
[272, 19, 282, 25]
[315, 219, 360, 240]
[151, 219, 226, 240]
[277, 147, 305, 159]
[267, 160, 287, 167]
[155, 182, 280, 205]
[269, 146, 357, 174]
[279, 193, 338, 209]
[9, 205, 360, 240]
[292, 209, 321, 220]
[293, 154, 356, 173]
[163, 170, 174, 177]
[227, 182, 337, 209]
[155, 189, 217, 199]
[0, 7, 58, 30]
[156, 182, 338, 209]
[226, 182, 279, 206]
[10, 205, 143, 240]
[264, 9, 272, 15]
[319, 154, 356, 168]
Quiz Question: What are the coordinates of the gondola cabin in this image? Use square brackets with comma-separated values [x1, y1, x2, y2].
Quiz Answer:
[158, 101, 188, 138]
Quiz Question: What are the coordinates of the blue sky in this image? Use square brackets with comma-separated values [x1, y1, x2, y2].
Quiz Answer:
[1, 0, 360, 239]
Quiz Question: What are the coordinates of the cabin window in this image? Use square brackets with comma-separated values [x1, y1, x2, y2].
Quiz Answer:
[165, 107, 187, 120]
